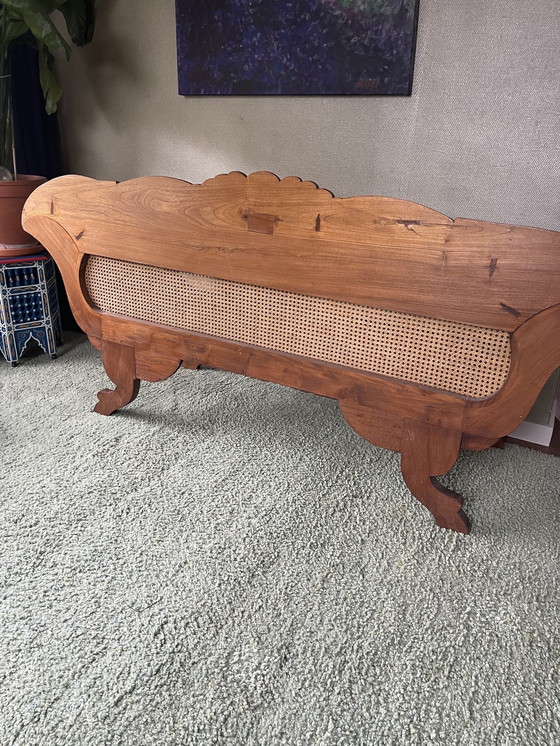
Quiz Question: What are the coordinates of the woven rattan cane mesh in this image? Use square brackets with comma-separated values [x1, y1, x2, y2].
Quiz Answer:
[85, 255, 511, 398]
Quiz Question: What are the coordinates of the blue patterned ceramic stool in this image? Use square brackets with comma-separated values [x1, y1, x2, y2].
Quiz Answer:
[0, 252, 63, 366]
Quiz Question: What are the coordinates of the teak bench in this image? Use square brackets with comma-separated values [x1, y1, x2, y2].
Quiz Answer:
[23, 171, 560, 533]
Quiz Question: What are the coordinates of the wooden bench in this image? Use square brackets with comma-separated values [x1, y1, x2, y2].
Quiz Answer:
[23, 171, 560, 533]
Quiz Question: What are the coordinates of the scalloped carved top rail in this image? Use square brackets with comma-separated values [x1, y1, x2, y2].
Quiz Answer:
[23, 170, 560, 331]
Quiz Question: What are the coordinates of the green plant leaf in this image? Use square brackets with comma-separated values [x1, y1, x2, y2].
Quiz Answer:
[2, 0, 72, 59]
[37, 43, 61, 114]
[0, 0, 96, 115]
[1, 17, 29, 46]
[59, 0, 95, 46]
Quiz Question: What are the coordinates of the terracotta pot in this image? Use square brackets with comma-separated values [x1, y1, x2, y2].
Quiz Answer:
[0, 175, 47, 258]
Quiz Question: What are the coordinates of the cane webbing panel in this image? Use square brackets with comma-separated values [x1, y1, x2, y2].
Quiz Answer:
[85, 255, 511, 398]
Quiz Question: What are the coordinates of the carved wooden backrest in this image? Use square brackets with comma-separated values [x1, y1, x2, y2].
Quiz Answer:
[23, 171, 560, 333]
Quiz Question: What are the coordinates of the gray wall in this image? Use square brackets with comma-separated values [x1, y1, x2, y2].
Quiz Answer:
[56, 0, 560, 230]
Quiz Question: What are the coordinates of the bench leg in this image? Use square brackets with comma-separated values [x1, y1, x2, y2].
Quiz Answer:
[339, 402, 470, 533]
[400, 420, 470, 534]
[94, 341, 140, 416]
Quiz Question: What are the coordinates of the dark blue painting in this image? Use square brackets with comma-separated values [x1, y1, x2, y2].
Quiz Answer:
[175, 0, 420, 96]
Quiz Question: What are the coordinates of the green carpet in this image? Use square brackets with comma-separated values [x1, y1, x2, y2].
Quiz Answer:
[1, 334, 559, 745]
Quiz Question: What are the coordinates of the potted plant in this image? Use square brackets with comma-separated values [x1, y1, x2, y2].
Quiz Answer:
[0, 0, 95, 256]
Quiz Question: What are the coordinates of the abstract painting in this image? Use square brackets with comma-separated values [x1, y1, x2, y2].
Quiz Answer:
[175, 0, 420, 96]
